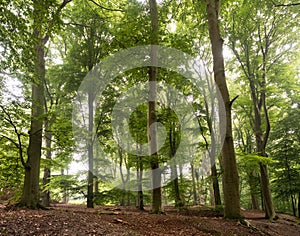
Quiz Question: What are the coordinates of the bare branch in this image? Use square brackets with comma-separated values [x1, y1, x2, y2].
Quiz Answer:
[274, 2, 300, 7]
[0, 105, 28, 167]
[88, 0, 124, 12]
[229, 95, 239, 107]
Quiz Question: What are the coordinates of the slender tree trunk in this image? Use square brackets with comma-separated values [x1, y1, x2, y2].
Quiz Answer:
[205, 0, 241, 219]
[136, 141, 144, 210]
[94, 178, 99, 194]
[42, 130, 52, 207]
[203, 79, 222, 207]
[249, 24, 276, 219]
[87, 91, 94, 208]
[118, 145, 125, 206]
[209, 114, 221, 207]
[148, 0, 162, 214]
[250, 189, 259, 210]
[137, 155, 144, 210]
[248, 172, 259, 210]
[259, 163, 275, 218]
[251, 78, 275, 218]
[211, 163, 221, 206]
[61, 169, 68, 204]
[127, 168, 131, 206]
[171, 162, 182, 208]
[284, 150, 296, 216]
[169, 124, 183, 208]
[195, 168, 201, 204]
[191, 163, 198, 205]
[298, 192, 300, 218]
[250, 188, 259, 210]
[290, 194, 296, 217]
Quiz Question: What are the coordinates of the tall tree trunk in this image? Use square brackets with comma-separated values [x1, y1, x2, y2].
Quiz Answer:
[87, 91, 94, 208]
[247, 22, 276, 219]
[148, 0, 162, 214]
[20, 14, 46, 208]
[249, 74, 275, 218]
[19, 0, 70, 210]
[205, 0, 241, 219]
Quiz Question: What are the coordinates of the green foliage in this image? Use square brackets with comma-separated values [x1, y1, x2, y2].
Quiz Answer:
[0, 100, 30, 199]
[163, 177, 194, 206]
[0, 0, 299, 213]
[94, 188, 146, 206]
[43, 174, 86, 202]
[269, 105, 300, 215]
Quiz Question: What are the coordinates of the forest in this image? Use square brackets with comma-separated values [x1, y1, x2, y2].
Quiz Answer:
[0, 0, 300, 235]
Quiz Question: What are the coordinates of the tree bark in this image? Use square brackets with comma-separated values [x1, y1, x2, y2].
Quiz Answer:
[205, 0, 241, 219]
[87, 91, 94, 208]
[148, 0, 162, 214]
[137, 155, 144, 210]
[249, 73, 275, 219]
[191, 163, 198, 205]
[61, 169, 68, 204]
[136, 141, 144, 210]
[20, 11, 46, 207]
[247, 20, 276, 219]
[169, 124, 184, 208]
[249, 172, 259, 210]
[19, 0, 71, 210]
[42, 130, 52, 207]
[211, 163, 221, 206]
[298, 192, 300, 218]
[259, 163, 275, 218]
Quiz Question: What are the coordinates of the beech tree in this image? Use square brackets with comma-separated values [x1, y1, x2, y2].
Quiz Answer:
[205, 0, 241, 219]
[1, 0, 299, 219]
[0, 0, 71, 208]
[224, 0, 299, 219]
[148, 0, 162, 214]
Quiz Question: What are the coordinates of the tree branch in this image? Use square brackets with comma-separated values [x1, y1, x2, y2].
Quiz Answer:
[88, 0, 124, 12]
[44, 0, 73, 40]
[0, 105, 27, 168]
[274, 2, 300, 7]
[229, 95, 239, 107]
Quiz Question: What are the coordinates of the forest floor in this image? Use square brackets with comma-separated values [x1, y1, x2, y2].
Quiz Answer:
[0, 203, 299, 236]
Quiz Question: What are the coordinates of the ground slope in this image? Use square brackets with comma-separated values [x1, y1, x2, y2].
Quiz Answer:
[0, 204, 299, 235]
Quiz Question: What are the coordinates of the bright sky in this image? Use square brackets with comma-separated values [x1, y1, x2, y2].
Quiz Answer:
[2, 76, 24, 102]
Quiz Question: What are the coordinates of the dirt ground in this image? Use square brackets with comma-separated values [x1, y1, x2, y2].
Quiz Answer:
[0, 204, 299, 236]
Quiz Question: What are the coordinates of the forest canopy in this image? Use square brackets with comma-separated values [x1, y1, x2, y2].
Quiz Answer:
[0, 0, 299, 221]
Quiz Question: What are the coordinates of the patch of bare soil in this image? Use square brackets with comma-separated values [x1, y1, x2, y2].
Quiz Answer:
[0, 204, 299, 236]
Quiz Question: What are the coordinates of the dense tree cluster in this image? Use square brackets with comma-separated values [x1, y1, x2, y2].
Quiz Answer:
[0, 0, 299, 219]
